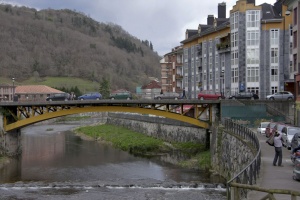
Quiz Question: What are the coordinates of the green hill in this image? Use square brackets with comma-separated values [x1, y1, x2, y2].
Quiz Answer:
[0, 4, 161, 93]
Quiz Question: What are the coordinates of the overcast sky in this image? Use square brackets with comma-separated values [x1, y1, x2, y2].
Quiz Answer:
[1, 0, 275, 56]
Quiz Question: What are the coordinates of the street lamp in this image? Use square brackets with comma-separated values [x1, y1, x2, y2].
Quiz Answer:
[12, 77, 15, 101]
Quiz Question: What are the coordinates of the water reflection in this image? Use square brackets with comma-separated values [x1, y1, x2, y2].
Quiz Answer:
[1, 123, 222, 185]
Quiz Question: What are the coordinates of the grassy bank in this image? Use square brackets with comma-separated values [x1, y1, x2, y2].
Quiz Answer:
[75, 124, 211, 170]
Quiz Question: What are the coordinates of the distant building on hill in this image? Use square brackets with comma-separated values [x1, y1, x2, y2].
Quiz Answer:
[141, 80, 161, 99]
[15, 85, 64, 101]
[0, 83, 14, 102]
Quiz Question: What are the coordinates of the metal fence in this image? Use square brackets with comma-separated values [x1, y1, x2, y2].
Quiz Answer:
[223, 118, 261, 200]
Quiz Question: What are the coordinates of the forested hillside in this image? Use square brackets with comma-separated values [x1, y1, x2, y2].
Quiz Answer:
[0, 4, 161, 91]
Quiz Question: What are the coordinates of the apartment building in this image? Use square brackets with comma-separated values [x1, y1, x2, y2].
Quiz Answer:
[181, 0, 292, 99]
[160, 46, 184, 96]
[283, 0, 300, 125]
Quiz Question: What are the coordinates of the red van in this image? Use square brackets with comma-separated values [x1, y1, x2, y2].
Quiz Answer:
[265, 122, 277, 138]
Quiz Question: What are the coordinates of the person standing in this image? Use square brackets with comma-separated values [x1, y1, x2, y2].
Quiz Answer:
[182, 88, 186, 99]
[273, 131, 284, 167]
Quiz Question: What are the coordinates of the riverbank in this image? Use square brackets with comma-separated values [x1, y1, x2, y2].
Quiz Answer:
[74, 123, 211, 170]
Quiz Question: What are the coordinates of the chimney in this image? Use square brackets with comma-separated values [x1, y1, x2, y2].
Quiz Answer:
[207, 15, 214, 26]
[218, 2, 226, 18]
[247, 0, 255, 5]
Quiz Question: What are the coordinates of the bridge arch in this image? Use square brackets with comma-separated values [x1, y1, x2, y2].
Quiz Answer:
[4, 105, 211, 132]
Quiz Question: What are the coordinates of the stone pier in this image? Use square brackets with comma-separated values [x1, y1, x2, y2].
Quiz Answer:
[0, 114, 22, 156]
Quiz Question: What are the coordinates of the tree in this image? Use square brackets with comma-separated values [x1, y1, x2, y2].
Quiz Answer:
[99, 77, 110, 99]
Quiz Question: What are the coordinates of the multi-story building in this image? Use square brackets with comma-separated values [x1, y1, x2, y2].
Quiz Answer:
[160, 46, 183, 96]
[181, 0, 292, 99]
[283, 0, 300, 125]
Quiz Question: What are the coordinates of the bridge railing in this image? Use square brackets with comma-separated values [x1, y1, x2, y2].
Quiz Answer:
[223, 118, 261, 200]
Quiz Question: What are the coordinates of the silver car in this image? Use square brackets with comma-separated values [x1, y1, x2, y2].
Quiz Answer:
[154, 92, 181, 100]
[266, 91, 294, 100]
[282, 126, 300, 150]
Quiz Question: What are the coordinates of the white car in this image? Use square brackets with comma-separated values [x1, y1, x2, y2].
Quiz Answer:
[257, 122, 270, 135]
[281, 126, 300, 150]
[266, 91, 294, 100]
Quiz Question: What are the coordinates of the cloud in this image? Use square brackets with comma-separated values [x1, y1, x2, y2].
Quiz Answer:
[1, 0, 276, 55]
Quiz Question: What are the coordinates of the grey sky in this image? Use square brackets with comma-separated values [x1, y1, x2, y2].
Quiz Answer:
[1, 0, 275, 56]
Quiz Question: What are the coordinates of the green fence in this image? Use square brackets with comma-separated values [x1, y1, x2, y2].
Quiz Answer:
[221, 105, 285, 127]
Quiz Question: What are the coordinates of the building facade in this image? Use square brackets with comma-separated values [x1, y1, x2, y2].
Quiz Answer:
[181, 0, 292, 99]
[160, 46, 183, 96]
[284, 0, 300, 125]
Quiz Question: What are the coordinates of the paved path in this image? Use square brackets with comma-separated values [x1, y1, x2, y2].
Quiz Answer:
[248, 131, 300, 200]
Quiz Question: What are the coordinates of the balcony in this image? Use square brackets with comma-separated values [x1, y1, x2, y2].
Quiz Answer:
[175, 74, 183, 79]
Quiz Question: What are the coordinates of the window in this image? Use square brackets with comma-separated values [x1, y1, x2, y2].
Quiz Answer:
[247, 66, 259, 82]
[231, 32, 238, 47]
[221, 54, 225, 68]
[231, 50, 239, 66]
[247, 30, 259, 46]
[230, 12, 239, 30]
[231, 67, 238, 83]
[247, 49, 259, 64]
[271, 86, 278, 94]
[294, 7, 297, 25]
[271, 48, 279, 64]
[184, 48, 188, 63]
[270, 29, 279, 46]
[246, 10, 260, 28]
[209, 72, 212, 85]
[294, 54, 297, 72]
[294, 31, 297, 48]
[209, 40, 212, 54]
[209, 56, 212, 70]
[215, 53, 219, 67]
[203, 42, 207, 55]
[271, 66, 278, 82]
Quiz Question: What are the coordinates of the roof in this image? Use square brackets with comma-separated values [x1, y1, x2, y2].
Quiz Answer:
[261, 3, 282, 21]
[141, 80, 161, 89]
[15, 85, 64, 94]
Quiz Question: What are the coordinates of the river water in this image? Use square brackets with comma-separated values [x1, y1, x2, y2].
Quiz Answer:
[0, 119, 226, 200]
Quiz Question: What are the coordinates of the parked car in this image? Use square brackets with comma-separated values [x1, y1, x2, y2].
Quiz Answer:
[291, 132, 300, 151]
[293, 157, 300, 181]
[270, 123, 288, 140]
[265, 122, 277, 138]
[46, 93, 70, 101]
[109, 91, 132, 100]
[154, 92, 181, 100]
[197, 91, 225, 100]
[266, 91, 294, 100]
[257, 122, 270, 135]
[228, 92, 259, 100]
[77, 92, 102, 100]
[282, 126, 300, 150]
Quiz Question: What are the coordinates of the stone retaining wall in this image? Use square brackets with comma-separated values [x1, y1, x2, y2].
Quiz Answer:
[106, 113, 207, 144]
[210, 125, 255, 180]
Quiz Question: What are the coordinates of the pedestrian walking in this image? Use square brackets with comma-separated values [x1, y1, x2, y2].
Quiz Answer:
[273, 131, 284, 167]
[182, 88, 186, 99]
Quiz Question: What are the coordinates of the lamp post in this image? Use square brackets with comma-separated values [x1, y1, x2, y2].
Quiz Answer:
[12, 77, 15, 101]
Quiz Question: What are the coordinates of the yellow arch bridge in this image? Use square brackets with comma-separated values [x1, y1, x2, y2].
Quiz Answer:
[0, 100, 221, 132]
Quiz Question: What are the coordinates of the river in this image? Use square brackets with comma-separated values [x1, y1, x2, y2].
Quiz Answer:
[0, 119, 226, 200]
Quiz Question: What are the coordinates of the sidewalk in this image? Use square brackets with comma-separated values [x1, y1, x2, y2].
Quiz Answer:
[248, 132, 299, 200]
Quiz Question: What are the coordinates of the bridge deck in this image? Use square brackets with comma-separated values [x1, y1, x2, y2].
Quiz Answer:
[0, 99, 221, 131]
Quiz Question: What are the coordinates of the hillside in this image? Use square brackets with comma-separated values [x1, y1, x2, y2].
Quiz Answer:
[0, 4, 162, 92]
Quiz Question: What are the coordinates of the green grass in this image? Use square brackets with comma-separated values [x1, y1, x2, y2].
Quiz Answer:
[75, 124, 211, 170]
[76, 124, 166, 156]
